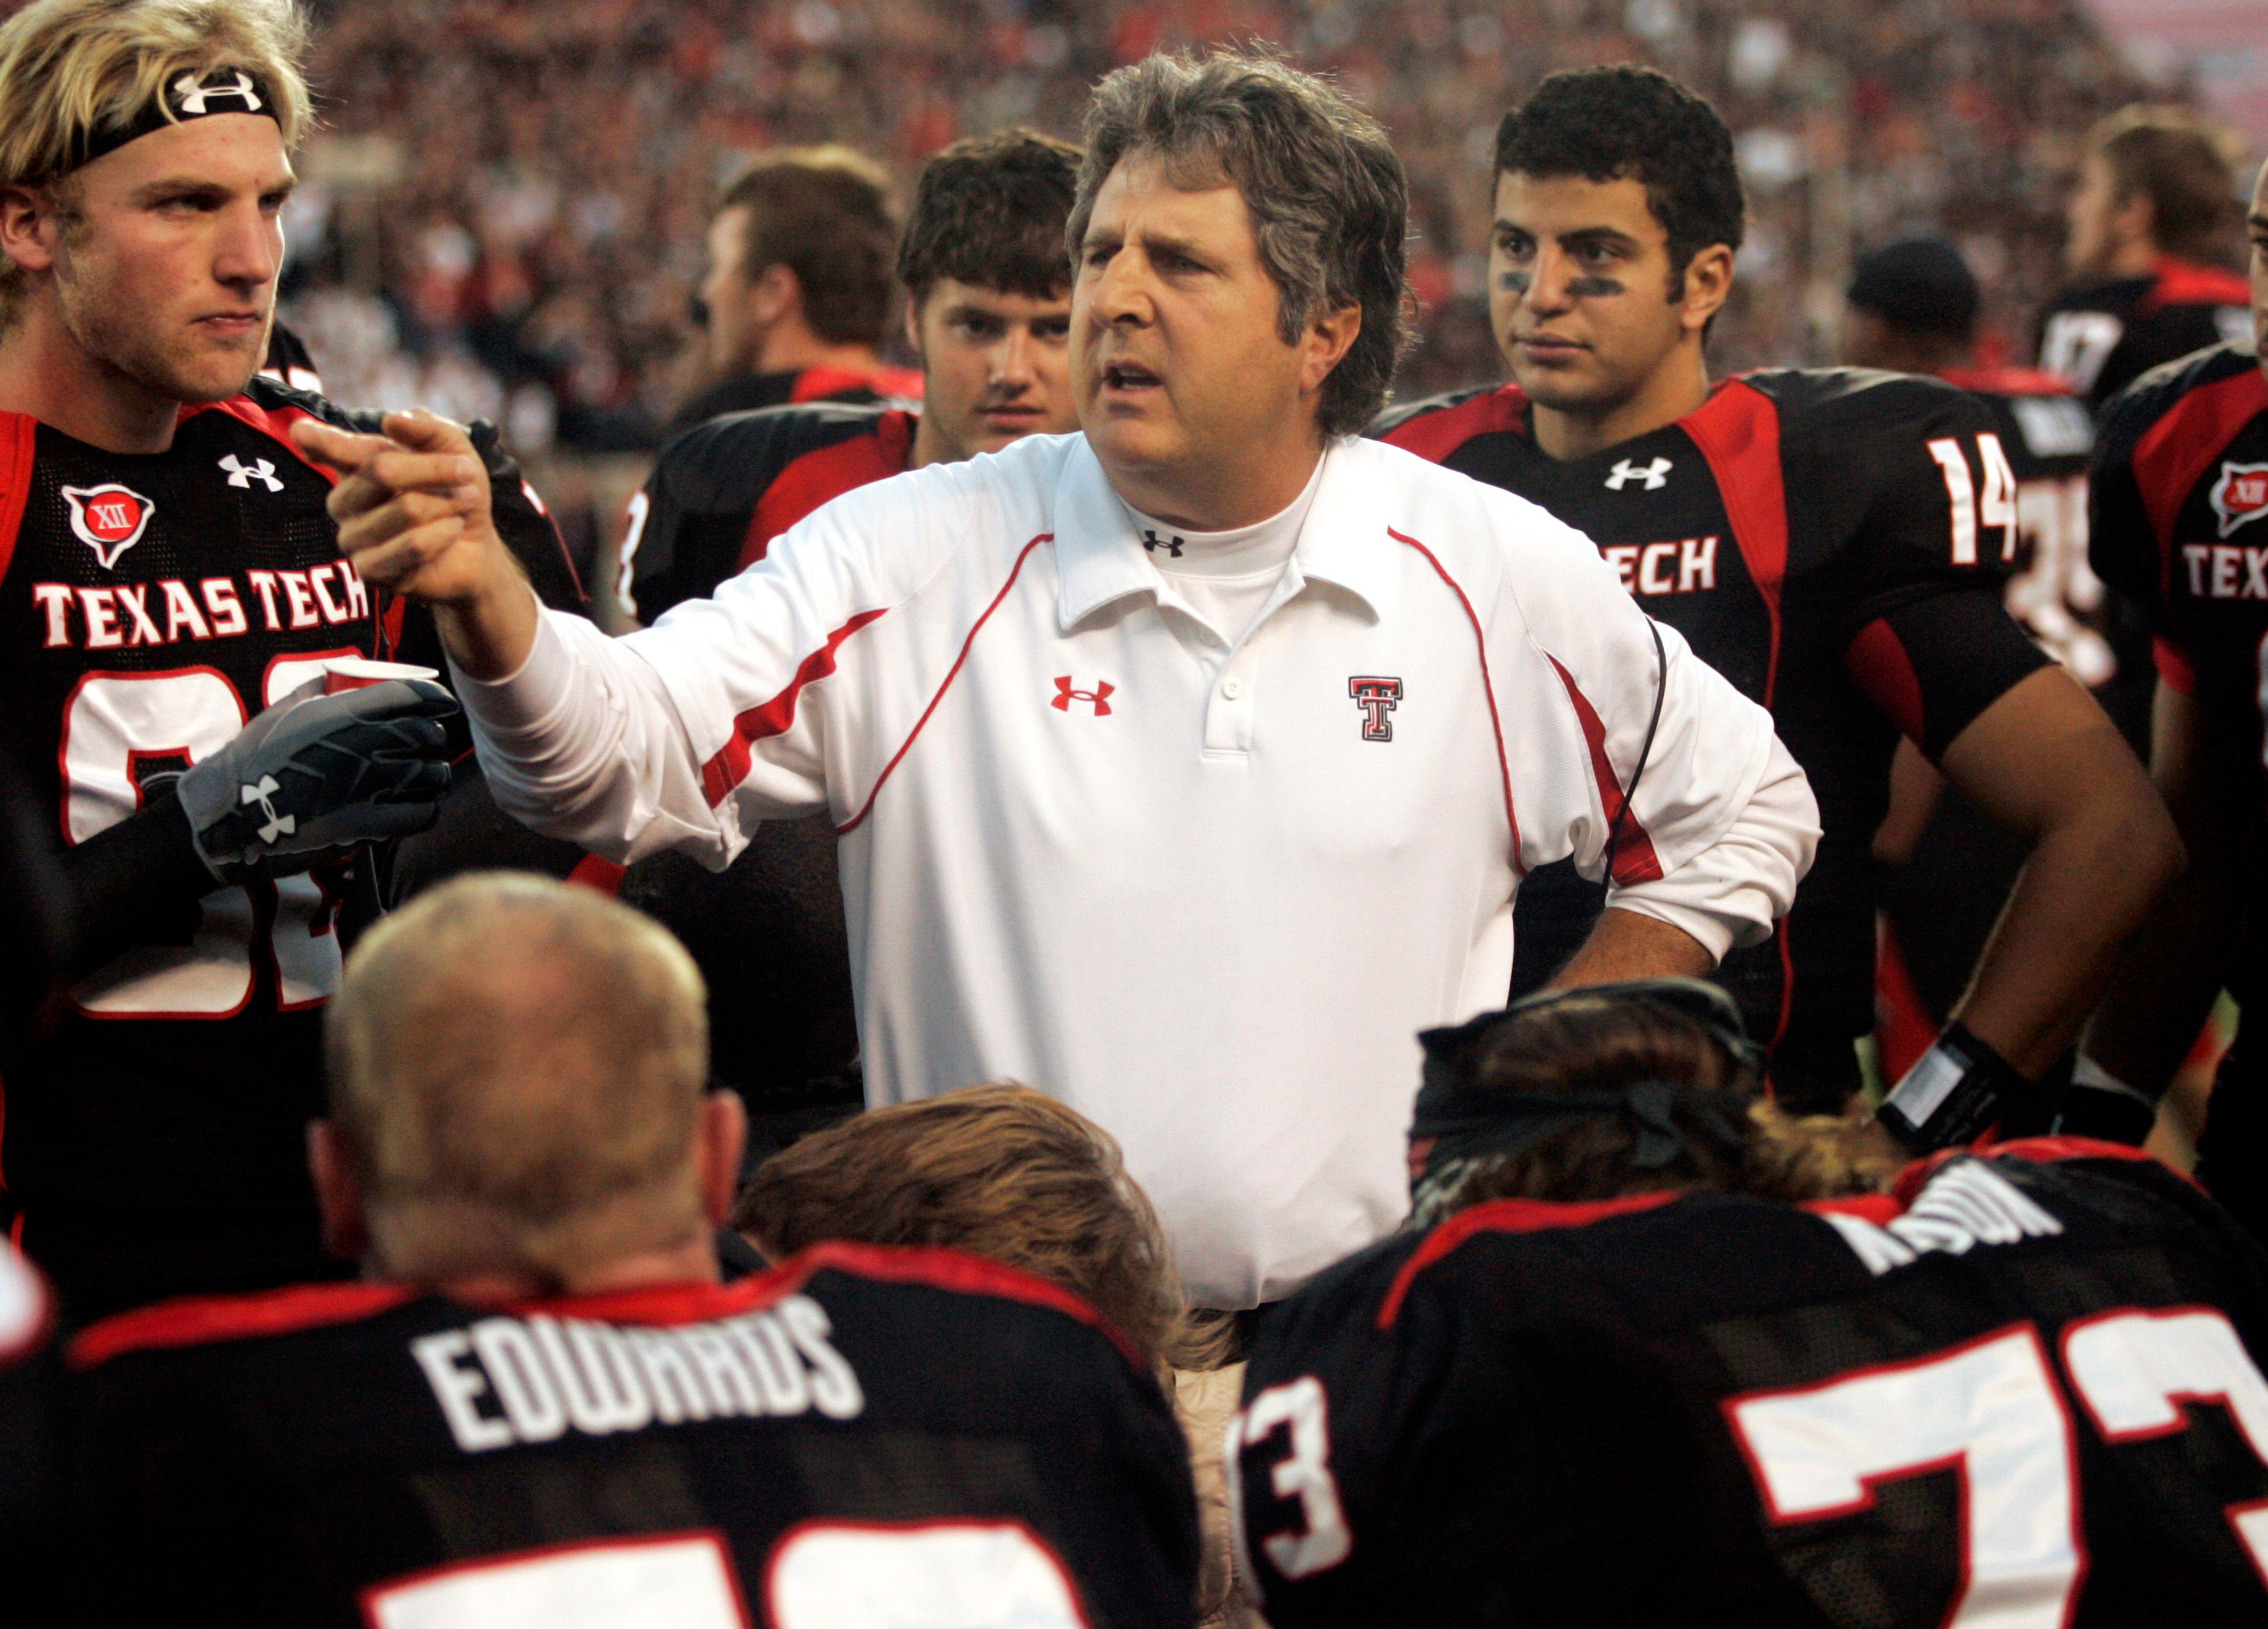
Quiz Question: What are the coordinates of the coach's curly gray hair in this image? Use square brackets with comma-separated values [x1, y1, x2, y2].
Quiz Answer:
[1067, 48, 1410, 439]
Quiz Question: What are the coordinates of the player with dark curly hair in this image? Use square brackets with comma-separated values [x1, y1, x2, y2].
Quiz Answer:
[1379, 66, 2178, 1146]
[1234, 979, 2268, 1628]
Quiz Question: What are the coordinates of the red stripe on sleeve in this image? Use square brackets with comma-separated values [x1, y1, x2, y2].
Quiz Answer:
[742, 415, 917, 570]
[2138, 256, 2253, 314]
[1377, 386, 1530, 464]
[2131, 368, 2268, 600]
[1844, 617, 1927, 744]
[1680, 380, 1788, 706]
[0, 413, 37, 588]
[700, 607, 889, 807]
[564, 853, 628, 895]
[835, 534, 1051, 836]
[1376, 1191, 1683, 1327]
[1389, 530, 1526, 872]
[188, 396, 343, 484]
[2153, 635, 2198, 695]
[69, 1281, 415, 1369]
[1544, 653, 1666, 886]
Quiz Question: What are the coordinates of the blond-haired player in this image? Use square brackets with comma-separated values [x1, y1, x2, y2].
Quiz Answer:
[0, 0, 581, 1320]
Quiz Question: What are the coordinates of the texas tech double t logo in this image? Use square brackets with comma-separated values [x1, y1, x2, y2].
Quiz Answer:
[1349, 676, 1402, 741]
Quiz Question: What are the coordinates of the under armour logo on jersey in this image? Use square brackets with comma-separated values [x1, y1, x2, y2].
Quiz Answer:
[1052, 676, 1115, 715]
[241, 774, 294, 845]
[1140, 529, 1184, 559]
[219, 453, 283, 491]
[2211, 462, 2268, 538]
[172, 70, 263, 116]
[1604, 457, 1672, 491]
[1349, 675, 1402, 741]
[61, 483, 155, 569]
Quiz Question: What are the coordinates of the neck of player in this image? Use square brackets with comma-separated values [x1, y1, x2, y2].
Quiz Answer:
[1530, 334, 1711, 464]
[0, 292, 188, 454]
[418, 1232, 725, 1305]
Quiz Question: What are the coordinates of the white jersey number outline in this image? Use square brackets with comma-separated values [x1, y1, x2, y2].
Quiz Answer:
[59, 656, 350, 1017]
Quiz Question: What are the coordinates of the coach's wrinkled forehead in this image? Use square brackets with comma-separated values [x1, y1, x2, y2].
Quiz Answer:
[1067, 48, 1412, 440]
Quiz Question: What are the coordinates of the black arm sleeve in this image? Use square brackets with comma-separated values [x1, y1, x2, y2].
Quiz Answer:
[56, 794, 207, 979]
[1846, 589, 2053, 760]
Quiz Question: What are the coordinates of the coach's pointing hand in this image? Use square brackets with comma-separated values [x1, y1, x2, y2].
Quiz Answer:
[291, 410, 539, 680]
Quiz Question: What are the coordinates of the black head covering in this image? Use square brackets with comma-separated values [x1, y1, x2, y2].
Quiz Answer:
[1846, 237, 1979, 339]
[1405, 978, 1762, 1229]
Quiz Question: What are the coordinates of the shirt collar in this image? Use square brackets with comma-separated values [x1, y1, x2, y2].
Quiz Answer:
[1051, 435, 1400, 631]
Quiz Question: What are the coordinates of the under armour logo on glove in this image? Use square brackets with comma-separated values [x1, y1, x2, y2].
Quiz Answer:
[1141, 529, 1185, 558]
[241, 774, 294, 844]
[172, 70, 263, 116]
[1052, 676, 1115, 716]
[220, 453, 284, 491]
[1605, 456, 1673, 491]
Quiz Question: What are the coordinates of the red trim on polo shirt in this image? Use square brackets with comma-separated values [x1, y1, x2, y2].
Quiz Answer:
[1544, 653, 1666, 885]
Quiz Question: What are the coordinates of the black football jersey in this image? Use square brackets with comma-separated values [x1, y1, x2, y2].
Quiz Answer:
[60, 1243, 1198, 1629]
[669, 364, 924, 438]
[1377, 371, 2051, 1106]
[2039, 258, 2254, 410]
[2093, 341, 2268, 1003]
[620, 403, 917, 625]
[1236, 1142, 2268, 1628]
[0, 377, 582, 1297]
[612, 404, 918, 1122]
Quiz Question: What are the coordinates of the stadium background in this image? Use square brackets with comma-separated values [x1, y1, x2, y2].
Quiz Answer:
[252, 0, 2264, 617]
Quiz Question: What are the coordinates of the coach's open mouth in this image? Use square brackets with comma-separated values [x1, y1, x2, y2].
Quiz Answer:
[1102, 361, 1161, 391]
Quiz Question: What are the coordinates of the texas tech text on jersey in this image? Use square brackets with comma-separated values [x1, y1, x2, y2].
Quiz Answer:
[57, 1242, 1198, 1629]
[1236, 1142, 2268, 1628]
[0, 375, 581, 1304]
[1378, 369, 2050, 1107]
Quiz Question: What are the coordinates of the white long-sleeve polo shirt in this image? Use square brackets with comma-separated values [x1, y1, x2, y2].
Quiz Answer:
[463, 431, 1819, 1307]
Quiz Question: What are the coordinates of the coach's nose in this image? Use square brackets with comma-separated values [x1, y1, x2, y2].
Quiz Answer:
[1091, 248, 1155, 328]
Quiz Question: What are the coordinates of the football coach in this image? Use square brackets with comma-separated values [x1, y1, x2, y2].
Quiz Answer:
[297, 51, 1819, 1311]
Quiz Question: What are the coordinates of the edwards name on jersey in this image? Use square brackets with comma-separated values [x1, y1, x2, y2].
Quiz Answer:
[1236, 1143, 2268, 1628]
[58, 1242, 1198, 1628]
[1378, 370, 2051, 1105]
[0, 375, 581, 1285]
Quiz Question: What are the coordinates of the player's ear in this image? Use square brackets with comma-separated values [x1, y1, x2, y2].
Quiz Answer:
[903, 289, 927, 362]
[307, 1119, 370, 1263]
[1301, 302, 1363, 396]
[1677, 243, 1735, 337]
[0, 184, 61, 276]
[696, 1090, 748, 1229]
[748, 262, 799, 328]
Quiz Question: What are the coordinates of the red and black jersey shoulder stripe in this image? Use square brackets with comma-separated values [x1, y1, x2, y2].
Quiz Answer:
[627, 403, 915, 624]
[1370, 383, 1528, 461]
[2099, 341, 2267, 554]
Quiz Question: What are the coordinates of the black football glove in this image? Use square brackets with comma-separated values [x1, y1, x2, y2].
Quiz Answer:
[175, 677, 458, 885]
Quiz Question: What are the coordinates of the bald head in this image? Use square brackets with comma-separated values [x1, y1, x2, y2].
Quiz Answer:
[322, 872, 721, 1288]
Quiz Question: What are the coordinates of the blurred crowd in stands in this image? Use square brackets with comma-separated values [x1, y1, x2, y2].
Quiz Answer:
[280, 0, 2168, 457]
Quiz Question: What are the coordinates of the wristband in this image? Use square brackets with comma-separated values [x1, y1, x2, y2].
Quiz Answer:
[2052, 1057, 2161, 1146]
[1879, 1022, 2029, 1152]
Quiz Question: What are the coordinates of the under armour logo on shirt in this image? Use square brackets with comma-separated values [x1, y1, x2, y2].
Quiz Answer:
[1052, 676, 1115, 716]
[1141, 529, 1185, 559]
[1605, 457, 1673, 491]
[242, 774, 293, 844]
[172, 70, 263, 116]
[220, 453, 284, 491]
